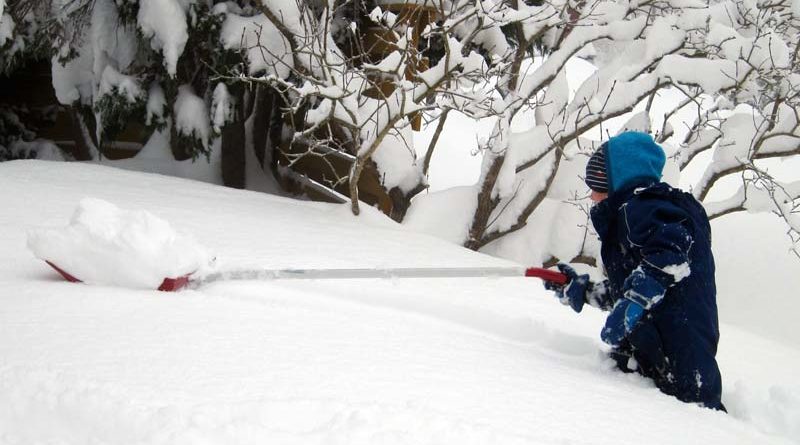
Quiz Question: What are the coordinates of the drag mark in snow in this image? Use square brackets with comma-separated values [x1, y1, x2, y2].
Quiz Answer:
[0, 367, 539, 445]
[202, 278, 601, 365]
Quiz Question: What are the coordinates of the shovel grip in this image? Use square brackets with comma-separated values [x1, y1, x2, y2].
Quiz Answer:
[524, 267, 569, 285]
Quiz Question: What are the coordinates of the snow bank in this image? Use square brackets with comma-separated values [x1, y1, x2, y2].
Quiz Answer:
[27, 197, 213, 289]
[403, 185, 478, 244]
[7, 139, 66, 161]
[3, 161, 800, 444]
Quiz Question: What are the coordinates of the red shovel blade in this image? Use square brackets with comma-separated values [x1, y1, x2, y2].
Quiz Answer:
[46, 260, 81, 282]
[45, 260, 191, 292]
[158, 275, 191, 292]
[524, 267, 568, 285]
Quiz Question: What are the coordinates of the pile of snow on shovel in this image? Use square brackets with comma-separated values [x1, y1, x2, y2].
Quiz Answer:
[27, 198, 213, 289]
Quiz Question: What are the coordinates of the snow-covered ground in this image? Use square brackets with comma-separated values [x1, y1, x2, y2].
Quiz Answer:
[1, 160, 799, 444]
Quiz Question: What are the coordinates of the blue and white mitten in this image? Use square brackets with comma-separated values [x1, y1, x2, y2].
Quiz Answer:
[601, 267, 666, 347]
[545, 263, 590, 313]
[600, 299, 645, 347]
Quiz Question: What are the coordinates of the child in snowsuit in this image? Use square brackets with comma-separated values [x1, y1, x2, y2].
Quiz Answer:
[548, 131, 725, 411]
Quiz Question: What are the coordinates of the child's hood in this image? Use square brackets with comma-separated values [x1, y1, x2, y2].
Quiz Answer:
[605, 132, 666, 193]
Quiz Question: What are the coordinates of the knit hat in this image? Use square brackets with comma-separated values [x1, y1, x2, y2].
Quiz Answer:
[585, 144, 609, 193]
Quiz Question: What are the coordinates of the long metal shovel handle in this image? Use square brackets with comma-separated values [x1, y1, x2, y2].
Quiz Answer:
[192, 266, 527, 287]
[191, 265, 570, 288]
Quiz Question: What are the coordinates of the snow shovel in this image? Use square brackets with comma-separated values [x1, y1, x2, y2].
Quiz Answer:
[45, 261, 567, 292]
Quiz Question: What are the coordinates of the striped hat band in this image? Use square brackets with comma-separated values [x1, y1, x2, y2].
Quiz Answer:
[585, 145, 608, 193]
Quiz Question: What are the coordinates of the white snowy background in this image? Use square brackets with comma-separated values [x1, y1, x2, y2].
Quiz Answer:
[2, 6, 800, 440]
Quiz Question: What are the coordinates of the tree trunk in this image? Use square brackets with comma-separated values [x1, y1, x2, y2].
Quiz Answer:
[261, 89, 295, 185]
[388, 183, 428, 223]
[221, 119, 246, 189]
[66, 106, 97, 161]
[464, 155, 504, 250]
[251, 86, 271, 168]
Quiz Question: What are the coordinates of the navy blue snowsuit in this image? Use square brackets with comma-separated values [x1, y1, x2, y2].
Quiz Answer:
[589, 133, 725, 410]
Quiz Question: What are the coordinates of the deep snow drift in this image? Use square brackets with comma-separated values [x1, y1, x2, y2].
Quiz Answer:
[1, 161, 799, 444]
